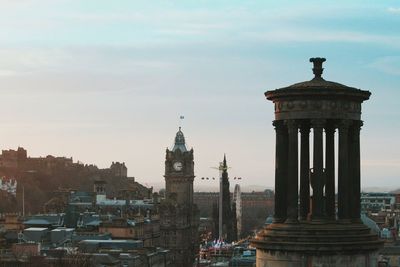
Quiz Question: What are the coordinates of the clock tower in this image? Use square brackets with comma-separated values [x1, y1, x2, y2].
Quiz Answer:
[164, 127, 194, 206]
[160, 127, 198, 266]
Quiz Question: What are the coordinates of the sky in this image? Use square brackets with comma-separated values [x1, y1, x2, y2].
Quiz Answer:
[0, 0, 399, 191]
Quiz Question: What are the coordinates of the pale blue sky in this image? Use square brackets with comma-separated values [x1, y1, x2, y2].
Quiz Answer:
[0, 1, 399, 190]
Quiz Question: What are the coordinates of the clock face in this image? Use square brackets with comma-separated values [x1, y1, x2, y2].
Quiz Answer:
[173, 161, 183, 171]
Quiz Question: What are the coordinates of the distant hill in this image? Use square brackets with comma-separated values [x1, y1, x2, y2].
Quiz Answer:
[191, 183, 272, 193]
[0, 147, 152, 214]
[390, 189, 400, 194]
[361, 187, 395, 193]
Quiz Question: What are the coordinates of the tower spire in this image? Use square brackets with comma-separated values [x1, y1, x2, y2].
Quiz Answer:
[172, 127, 187, 152]
[223, 154, 227, 170]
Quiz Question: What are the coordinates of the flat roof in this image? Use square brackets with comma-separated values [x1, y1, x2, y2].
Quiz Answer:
[80, 240, 142, 244]
[51, 228, 74, 232]
[25, 227, 48, 231]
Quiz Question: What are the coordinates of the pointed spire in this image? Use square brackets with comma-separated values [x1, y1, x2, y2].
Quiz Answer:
[221, 153, 228, 173]
[223, 154, 227, 169]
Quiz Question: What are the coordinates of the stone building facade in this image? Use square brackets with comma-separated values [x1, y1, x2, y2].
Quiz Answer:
[160, 127, 199, 266]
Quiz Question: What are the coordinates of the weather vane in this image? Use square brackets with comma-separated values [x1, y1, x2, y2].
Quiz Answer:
[179, 115, 184, 128]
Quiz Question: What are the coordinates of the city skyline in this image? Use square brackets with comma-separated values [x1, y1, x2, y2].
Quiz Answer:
[0, 1, 399, 189]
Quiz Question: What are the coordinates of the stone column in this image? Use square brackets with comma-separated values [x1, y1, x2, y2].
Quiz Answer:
[310, 119, 326, 220]
[286, 120, 299, 223]
[325, 123, 336, 220]
[299, 122, 310, 221]
[350, 121, 363, 222]
[273, 120, 288, 223]
[338, 120, 351, 221]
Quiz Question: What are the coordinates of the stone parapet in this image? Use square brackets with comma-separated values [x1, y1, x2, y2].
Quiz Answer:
[252, 222, 383, 254]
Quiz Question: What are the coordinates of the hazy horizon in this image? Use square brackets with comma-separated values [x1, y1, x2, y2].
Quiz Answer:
[0, 1, 399, 189]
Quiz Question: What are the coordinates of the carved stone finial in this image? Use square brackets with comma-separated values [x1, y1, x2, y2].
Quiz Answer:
[309, 57, 326, 79]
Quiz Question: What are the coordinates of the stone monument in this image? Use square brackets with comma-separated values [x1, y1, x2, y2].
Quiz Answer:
[252, 58, 383, 267]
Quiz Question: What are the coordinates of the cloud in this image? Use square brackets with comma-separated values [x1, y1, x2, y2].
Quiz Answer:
[0, 46, 176, 76]
[388, 7, 400, 14]
[243, 29, 400, 48]
[0, 1, 394, 53]
[369, 56, 400, 76]
[0, 70, 18, 76]
[362, 159, 400, 167]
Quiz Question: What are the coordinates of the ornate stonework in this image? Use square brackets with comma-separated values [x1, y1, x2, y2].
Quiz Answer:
[272, 98, 364, 120]
[160, 128, 199, 267]
[252, 58, 382, 267]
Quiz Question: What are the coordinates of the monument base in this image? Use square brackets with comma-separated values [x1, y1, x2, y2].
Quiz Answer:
[252, 222, 383, 267]
[256, 250, 379, 267]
